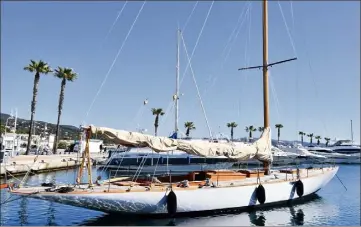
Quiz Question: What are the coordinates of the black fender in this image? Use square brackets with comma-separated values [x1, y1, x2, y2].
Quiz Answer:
[256, 184, 266, 204]
[41, 182, 55, 187]
[295, 180, 304, 197]
[166, 190, 177, 216]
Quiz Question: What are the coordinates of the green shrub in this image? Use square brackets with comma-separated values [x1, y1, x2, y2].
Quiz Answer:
[57, 141, 68, 149]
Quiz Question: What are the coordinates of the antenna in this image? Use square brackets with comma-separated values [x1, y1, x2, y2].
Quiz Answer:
[351, 120, 354, 143]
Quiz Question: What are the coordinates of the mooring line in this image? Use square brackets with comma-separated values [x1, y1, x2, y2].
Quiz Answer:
[335, 174, 347, 191]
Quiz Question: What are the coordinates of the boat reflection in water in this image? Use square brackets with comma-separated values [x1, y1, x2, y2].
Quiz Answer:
[79, 194, 338, 226]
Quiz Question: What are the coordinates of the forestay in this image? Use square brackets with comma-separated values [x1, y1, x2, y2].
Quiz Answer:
[90, 126, 273, 162]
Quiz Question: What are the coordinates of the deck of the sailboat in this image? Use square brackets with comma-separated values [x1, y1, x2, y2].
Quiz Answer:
[10, 167, 336, 196]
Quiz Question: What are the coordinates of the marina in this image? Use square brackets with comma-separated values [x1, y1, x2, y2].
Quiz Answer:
[1, 0, 360, 226]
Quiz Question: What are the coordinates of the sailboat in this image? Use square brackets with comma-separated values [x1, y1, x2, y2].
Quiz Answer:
[101, 29, 235, 173]
[9, 0, 338, 217]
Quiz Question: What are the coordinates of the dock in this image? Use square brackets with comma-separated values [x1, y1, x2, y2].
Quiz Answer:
[0, 153, 107, 178]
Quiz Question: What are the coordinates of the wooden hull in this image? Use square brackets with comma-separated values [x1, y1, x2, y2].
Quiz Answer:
[10, 166, 338, 216]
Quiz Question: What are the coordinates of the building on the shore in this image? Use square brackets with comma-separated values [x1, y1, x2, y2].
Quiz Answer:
[66, 139, 104, 154]
[0, 132, 55, 156]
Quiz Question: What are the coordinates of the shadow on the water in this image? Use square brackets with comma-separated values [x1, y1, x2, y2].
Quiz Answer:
[18, 197, 29, 226]
[46, 201, 56, 226]
[248, 211, 266, 226]
[79, 194, 322, 226]
[289, 206, 305, 226]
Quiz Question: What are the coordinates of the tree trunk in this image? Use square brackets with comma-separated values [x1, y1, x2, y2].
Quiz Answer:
[154, 115, 159, 136]
[249, 131, 252, 140]
[53, 78, 66, 154]
[186, 128, 190, 137]
[277, 128, 280, 143]
[310, 137, 313, 144]
[26, 73, 40, 155]
[317, 140, 320, 146]
[301, 136, 303, 145]
[231, 127, 234, 141]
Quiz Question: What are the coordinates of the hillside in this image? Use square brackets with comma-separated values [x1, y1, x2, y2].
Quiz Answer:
[0, 113, 118, 143]
[1, 112, 322, 146]
[0, 113, 79, 140]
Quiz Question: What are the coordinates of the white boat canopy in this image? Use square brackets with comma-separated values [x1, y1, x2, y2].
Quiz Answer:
[89, 126, 273, 163]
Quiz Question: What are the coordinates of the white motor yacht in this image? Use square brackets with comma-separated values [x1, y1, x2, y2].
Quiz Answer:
[306, 143, 360, 164]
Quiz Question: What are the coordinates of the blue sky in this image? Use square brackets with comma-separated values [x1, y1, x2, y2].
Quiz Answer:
[1, 1, 360, 143]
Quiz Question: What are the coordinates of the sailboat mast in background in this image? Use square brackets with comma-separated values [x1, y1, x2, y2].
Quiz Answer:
[175, 29, 181, 135]
[350, 119, 354, 143]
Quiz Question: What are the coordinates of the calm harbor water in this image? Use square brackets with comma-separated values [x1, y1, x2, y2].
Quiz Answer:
[0, 165, 360, 226]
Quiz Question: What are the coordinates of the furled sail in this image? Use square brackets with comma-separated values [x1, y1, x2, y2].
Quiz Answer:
[90, 126, 273, 162]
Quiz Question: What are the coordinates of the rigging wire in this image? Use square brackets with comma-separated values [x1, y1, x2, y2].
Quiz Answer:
[290, 1, 295, 33]
[151, 153, 162, 180]
[289, 0, 300, 139]
[269, 72, 282, 123]
[279, 1, 328, 137]
[277, 1, 297, 57]
[128, 99, 149, 131]
[179, 1, 215, 88]
[161, 101, 175, 125]
[102, 1, 129, 45]
[221, 1, 251, 58]
[186, 2, 252, 114]
[99, 149, 123, 175]
[132, 153, 150, 183]
[129, 1, 199, 134]
[222, 3, 252, 68]
[109, 148, 128, 181]
[84, 1, 147, 122]
[303, 41, 329, 136]
[182, 1, 199, 33]
[181, 33, 213, 140]
[238, 3, 252, 122]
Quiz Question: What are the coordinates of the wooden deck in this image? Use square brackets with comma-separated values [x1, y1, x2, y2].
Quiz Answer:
[10, 167, 337, 195]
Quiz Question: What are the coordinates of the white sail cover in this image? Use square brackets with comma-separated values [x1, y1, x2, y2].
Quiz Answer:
[90, 126, 273, 162]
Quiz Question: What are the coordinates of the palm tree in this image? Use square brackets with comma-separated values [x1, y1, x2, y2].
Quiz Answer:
[151, 108, 164, 136]
[245, 125, 257, 141]
[184, 122, 196, 137]
[23, 60, 52, 155]
[227, 122, 238, 141]
[52, 67, 78, 154]
[324, 137, 331, 147]
[299, 131, 306, 145]
[315, 135, 321, 146]
[307, 133, 314, 144]
[275, 124, 284, 143]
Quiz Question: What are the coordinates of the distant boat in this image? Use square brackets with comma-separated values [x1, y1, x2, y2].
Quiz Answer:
[328, 139, 360, 155]
[306, 141, 360, 164]
[99, 147, 234, 173]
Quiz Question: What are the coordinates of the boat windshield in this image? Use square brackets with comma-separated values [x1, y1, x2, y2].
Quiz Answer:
[332, 140, 353, 146]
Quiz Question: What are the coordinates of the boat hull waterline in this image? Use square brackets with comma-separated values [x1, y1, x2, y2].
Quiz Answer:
[11, 167, 338, 216]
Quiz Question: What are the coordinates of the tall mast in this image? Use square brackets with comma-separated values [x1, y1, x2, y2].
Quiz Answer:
[175, 29, 180, 134]
[262, 0, 270, 128]
[262, 0, 270, 175]
[350, 119, 354, 143]
[238, 0, 296, 175]
[14, 108, 18, 133]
